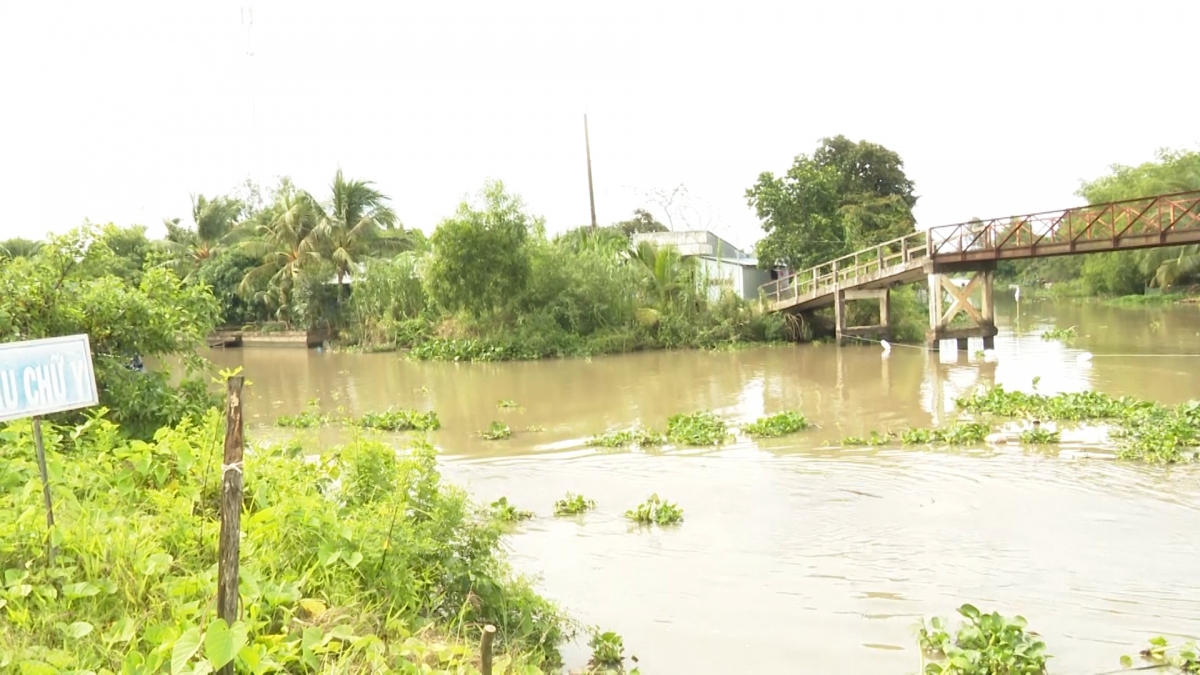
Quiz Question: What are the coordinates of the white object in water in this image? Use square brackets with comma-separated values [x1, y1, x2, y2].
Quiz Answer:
[880, 339, 892, 356]
[1076, 352, 1093, 363]
[982, 349, 998, 362]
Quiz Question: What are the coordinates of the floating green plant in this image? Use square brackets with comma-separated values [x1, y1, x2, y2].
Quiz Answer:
[666, 411, 729, 446]
[741, 411, 809, 438]
[588, 426, 666, 448]
[625, 493, 683, 526]
[1040, 325, 1078, 341]
[479, 421, 512, 440]
[357, 409, 441, 432]
[489, 496, 534, 523]
[553, 492, 596, 516]
[918, 604, 1048, 674]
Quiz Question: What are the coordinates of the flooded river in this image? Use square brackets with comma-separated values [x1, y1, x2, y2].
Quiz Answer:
[208, 297, 1200, 674]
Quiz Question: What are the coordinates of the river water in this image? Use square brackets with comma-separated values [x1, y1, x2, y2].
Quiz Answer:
[208, 297, 1200, 674]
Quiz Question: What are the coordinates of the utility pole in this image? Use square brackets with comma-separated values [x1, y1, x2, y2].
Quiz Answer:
[584, 114, 597, 231]
[241, 1, 258, 177]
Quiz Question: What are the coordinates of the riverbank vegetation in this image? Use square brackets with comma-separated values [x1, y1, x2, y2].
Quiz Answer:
[0, 413, 570, 673]
[999, 148, 1200, 298]
[2, 136, 938, 367]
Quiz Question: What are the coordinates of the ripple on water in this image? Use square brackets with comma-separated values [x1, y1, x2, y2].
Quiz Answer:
[442, 446, 1200, 675]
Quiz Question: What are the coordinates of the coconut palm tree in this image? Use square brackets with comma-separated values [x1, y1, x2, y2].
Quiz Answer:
[238, 185, 324, 324]
[1146, 245, 1200, 288]
[311, 169, 408, 298]
[163, 194, 245, 275]
[627, 241, 696, 328]
[0, 238, 44, 260]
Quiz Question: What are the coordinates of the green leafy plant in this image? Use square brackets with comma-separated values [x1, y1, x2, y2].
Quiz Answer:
[0, 412, 570, 672]
[742, 411, 809, 437]
[276, 399, 330, 428]
[586, 628, 635, 673]
[588, 427, 666, 448]
[918, 604, 1048, 674]
[666, 411, 729, 446]
[625, 494, 683, 526]
[1040, 325, 1078, 341]
[357, 409, 441, 432]
[553, 493, 596, 516]
[1124, 635, 1200, 672]
[1019, 426, 1060, 444]
[497, 399, 521, 409]
[900, 422, 990, 446]
[490, 497, 535, 523]
[479, 421, 512, 440]
[958, 385, 1200, 463]
[842, 432, 892, 446]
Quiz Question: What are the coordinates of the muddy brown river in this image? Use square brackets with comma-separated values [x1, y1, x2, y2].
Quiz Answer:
[208, 297, 1200, 674]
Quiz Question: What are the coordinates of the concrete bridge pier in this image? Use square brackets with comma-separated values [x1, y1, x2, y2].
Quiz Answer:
[925, 265, 997, 353]
[834, 286, 892, 346]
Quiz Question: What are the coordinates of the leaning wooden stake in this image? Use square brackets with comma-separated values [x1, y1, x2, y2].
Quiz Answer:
[217, 375, 245, 675]
[31, 416, 56, 566]
[480, 624, 497, 675]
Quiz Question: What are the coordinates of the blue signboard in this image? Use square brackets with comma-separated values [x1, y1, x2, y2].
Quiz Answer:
[0, 334, 99, 422]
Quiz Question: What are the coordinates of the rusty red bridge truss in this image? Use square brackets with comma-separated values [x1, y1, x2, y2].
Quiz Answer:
[758, 190, 1200, 349]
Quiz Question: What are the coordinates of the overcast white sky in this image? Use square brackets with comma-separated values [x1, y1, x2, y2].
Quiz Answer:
[1, 1, 1197, 250]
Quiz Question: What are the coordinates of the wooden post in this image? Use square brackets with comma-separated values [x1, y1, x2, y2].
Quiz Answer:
[480, 624, 497, 675]
[879, 287, 891, 331]
[217, 375, 245, 661]
[927, 274, 942, 351]
[834, 288, 846, 345]
[32, 416, 56, 566]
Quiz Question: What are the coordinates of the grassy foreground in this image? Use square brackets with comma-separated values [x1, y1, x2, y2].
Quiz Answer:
[0, 410, 569, 674]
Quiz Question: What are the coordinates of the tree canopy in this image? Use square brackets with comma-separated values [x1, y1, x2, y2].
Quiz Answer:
[747, 135, 918, 270]
[424, 180, 534, 319]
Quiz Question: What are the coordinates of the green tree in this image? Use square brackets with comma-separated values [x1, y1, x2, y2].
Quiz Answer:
[96, 224, 156, 285]
[192, 249, 263, 326]
[747, 159, 845, 269]
[425, 181, 534, 319]
[1017, 148, 1200, 292]
[1080, 149, 1200, 289]
[613, 208, 668, 237]
[0, 225, 220, 438]
[747, 136, 918, 270]
[312, 169, 408, 297]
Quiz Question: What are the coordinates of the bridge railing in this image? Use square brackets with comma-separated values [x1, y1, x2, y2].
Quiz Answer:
[928, 190, 1200, 260]
[759, 230, 929, 308]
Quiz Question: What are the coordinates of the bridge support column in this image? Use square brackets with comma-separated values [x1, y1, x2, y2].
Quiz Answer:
[925, 270, 997, 352]
[835, 287, 892, 346]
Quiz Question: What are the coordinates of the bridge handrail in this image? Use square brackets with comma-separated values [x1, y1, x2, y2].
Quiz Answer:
[926, 190, 1200, 258]
[758, 230, 929, 307]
